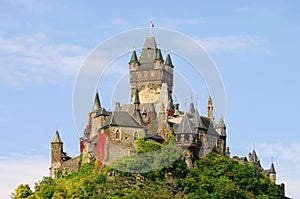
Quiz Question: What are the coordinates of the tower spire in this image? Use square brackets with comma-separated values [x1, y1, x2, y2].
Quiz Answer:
[92, 90, 101, 112]
[52, 130, 62, 143]
[207, 96, 214, 120]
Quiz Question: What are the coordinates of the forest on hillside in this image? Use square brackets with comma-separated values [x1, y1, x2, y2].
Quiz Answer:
[12, 140, 281, 199]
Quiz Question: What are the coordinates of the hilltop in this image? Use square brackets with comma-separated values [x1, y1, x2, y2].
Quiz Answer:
[12, 145, 281, 199]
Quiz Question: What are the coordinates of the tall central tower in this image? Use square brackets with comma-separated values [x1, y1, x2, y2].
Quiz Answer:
[129, 35, 174, 104]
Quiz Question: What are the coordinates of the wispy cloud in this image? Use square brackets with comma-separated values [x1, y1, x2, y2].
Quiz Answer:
[0, 33, 88, 85]
[255, 142, 300, 198]
[0, 154, 49, 199]
[197, 35, 269, 54]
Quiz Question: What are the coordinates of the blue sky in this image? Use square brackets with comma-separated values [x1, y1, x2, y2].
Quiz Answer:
[0, 0, 299, 198]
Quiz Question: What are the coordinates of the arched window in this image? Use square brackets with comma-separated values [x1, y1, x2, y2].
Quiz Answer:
[133, 131, 138, 140]
[116, 130, 120, 140]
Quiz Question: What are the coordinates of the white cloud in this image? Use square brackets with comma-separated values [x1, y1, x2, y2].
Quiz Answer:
[197, 35, 269, 54]
[255, 142, 300, 198]
[0, 154, 49, 199]
[0, 33, 88, 85]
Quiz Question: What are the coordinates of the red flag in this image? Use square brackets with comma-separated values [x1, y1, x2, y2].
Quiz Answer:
[150, 20, 154, 28]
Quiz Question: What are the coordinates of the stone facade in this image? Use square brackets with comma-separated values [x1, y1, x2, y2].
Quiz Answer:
[51, 34, 228, 176]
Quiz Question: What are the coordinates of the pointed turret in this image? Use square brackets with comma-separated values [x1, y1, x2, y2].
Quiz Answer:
[269, 163, 276, 183]
[270, 163, 276, 174]
[207, 96, 214, 120]
[189, 102, 195, 113]
[52, 130, 62, 143]
[218, 117, 226, 128]
[218, 117, 226, 136]
[92, 91, 101, 112]
[165, 53, 174, 68]
[155, 48, 164, 62]
[129, 50, 139, 64]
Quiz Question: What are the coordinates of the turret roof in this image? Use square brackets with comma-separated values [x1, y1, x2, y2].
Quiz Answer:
[52, 130, 62, 143]
[165, 53, 174, 68]
[129, 50, 139, 64]
[92, 90, 101, 112]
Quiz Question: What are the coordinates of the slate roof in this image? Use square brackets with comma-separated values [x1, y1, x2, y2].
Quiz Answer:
[270, 163, 276, 173]
[155, 48, 164, 61]
[101, 111, 145, 129]
[129, 50, 139, 64]
[189, 102, 196, 113]
[165, 53, 174, 68]
[193, 109, 207, 129]
[139, 36, 157, 65]
[93, 91, 101, 111]
[176, 113, 194, 134]
[95, 108, 109, 117]
[52, 130, 62, 143]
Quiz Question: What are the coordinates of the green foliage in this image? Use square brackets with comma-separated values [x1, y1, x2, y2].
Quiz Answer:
[14, 153, 281, 199]
[12, 184, 33, 199]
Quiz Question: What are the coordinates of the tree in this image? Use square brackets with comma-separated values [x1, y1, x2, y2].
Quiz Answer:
[12, 184, 33, 199]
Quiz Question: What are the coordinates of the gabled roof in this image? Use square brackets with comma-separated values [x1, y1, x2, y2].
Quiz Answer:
[176, 113, 194, 134]
[52, 130, 62, 143]
[101, 111, 145, 129]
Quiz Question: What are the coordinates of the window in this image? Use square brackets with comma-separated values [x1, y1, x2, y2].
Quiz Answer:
[133, 131, 138, 140]
[116, 130, 120, 140]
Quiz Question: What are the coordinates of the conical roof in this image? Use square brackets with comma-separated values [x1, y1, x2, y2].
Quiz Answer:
[189, 102, 195, 113]
[165, 53, 174, 68]
[93, 90, 101, 111]
[52, 130, 62, 143]
[129, 50, 139, 64]
[155, 48, 164, 61]
[218, 117, 226, 128]
[270, 163, 276, 173]
[176, 113, 194, 134]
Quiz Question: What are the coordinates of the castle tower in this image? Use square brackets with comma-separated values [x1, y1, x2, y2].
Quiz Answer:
[51, 130, 63, 178]
[89, 90, 109, 138]
[129, 49, 139, 72]
[207, 96, 214, 120]
[130, 35, 173, 104]
[269, 163, 276, 184]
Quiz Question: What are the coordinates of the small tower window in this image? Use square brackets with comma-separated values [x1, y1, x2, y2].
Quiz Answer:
[116, 130, 120, 140]
[133, 131, 138, 140]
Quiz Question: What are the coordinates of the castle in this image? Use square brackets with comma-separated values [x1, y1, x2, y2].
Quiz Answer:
[50, 34, 288, 198]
